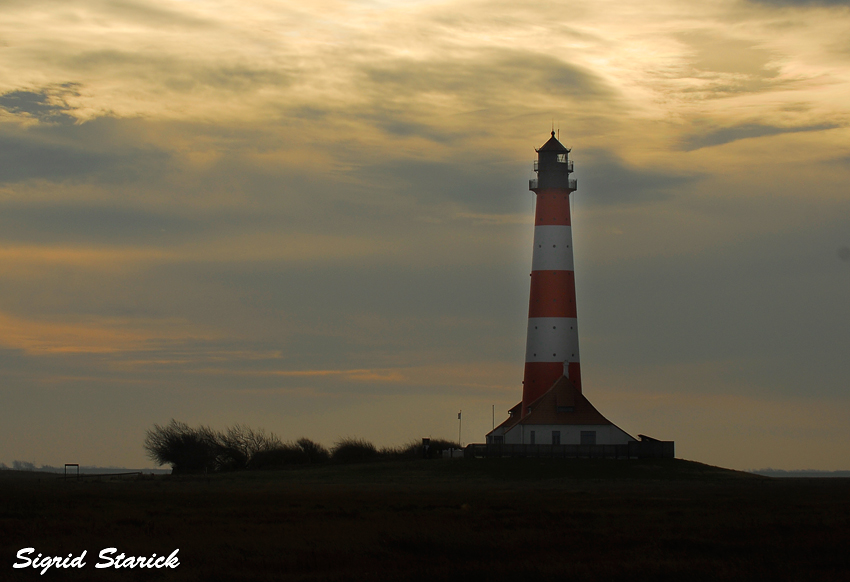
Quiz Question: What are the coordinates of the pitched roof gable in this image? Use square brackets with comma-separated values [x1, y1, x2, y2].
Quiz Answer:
[519, 375, 613, 426]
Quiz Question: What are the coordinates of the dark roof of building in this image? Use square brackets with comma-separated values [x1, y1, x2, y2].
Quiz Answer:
[537, 131, 569, 153]
[518, 375, 614, 426]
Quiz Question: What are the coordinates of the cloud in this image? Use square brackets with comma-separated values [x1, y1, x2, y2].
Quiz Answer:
[366, 49, 608, 99]
[0, 245, 172, 269]
[642, 31, 807, 101]
[0, 310, 217, 355]
[61, 50, 291, 94]
[0, 0, 213, 27]
[0, 84, 80, 124]
[746, 0, 850, 6]
[675, 31, 780, 78]
[345, 47, 618, 149]
[359, 157, 528, 213]
[361, 48, 613, 114]
[215, 361, 519, 395]
[93, 0, 215, 29]
[574, 149, 701, 205]
[369, 117, 463, 144]
[0, 204, 203, 246]
[0, 115, 170, 183]
[678, 122, 840, 150]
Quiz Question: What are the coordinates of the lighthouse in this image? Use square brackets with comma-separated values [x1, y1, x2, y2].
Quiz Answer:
[486, 133, 634, 447]
[522, 131, 581, 413]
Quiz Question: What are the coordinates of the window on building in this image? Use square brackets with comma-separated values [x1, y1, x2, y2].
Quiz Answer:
[556, 406, 575, 413]
[552, 431, 561, 445]
[557, 154, 567, 163]
[581, 431, 597, 445]
[529, 431, 536, 445]
[494, 436, 504, 444]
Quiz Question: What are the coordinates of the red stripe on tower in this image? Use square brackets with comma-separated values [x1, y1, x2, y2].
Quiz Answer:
[522, 132, 580, 417]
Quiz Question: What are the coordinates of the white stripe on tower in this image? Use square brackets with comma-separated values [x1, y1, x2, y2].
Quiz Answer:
[531, 225, 574, 271]
[524, 317, 580, 363]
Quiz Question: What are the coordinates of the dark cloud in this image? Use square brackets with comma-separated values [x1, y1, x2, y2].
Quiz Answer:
[363, 48, 612, 103]
[592, 228, 850, 398]
[574, 149, 701, 206]
[63, 50, 291, 92]
[0, 204, 203, 246]
[345, 49, 617, 154]
[358, 147, 697, 213]
[678, 122, 839, 151]
[285, 106, 329, 121]
[98, 0, 215, 28]
[678, 34, 788, 97]
[218, 65, 290, 89]
[0, 84, 80, 124]
[0, 134, 123, 182]
[0, 116, 169, 184]
[824, 153, 850, 167]
[357, 157, 527, 213]
[140, 258, 527, 367]
[372, 118, 462, 144]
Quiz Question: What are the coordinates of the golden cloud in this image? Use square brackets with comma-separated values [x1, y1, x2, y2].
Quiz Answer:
[0, 311, 217, 355]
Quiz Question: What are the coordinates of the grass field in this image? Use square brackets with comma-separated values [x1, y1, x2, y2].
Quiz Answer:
[2, 458, 849, 581]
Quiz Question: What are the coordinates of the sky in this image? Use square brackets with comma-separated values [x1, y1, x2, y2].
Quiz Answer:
[1, 0, 849, 471]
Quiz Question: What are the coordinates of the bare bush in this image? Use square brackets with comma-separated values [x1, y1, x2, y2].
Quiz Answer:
[246, 438, 331, 469]
[297, 438, 330, 463]
[331, 438, 378, 463]
[143, 420, 463, 473]
[144, 420, 220, 474]
[218, 424, 283, 471]
[144, 420, 307, 473]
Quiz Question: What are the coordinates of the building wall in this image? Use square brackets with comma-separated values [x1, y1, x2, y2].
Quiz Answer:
[503, 424, 633, 446]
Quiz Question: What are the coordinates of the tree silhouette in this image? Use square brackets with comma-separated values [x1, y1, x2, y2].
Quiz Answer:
[145, 420, 333, 473]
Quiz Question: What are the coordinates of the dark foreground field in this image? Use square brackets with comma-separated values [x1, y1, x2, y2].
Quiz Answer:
[2, 458, 849, 581]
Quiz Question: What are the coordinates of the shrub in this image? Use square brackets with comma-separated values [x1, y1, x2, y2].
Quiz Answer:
[218, 424, 283, 471]
[379, 439, 426, 459]
[331, 438, 379, 463]
[143, 420, 285, 474]
[247, 439, 331, 469]
[249, 444, 309, 469]
[297, 438, 330, 464]
[144, 421, 220, 474]
[144, 420, 465, 472]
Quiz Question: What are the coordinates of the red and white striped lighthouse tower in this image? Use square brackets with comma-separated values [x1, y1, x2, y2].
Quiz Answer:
[522, 131, 579, 417]
[484, 133, 666, 450]
[485, 133, 644, 448]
